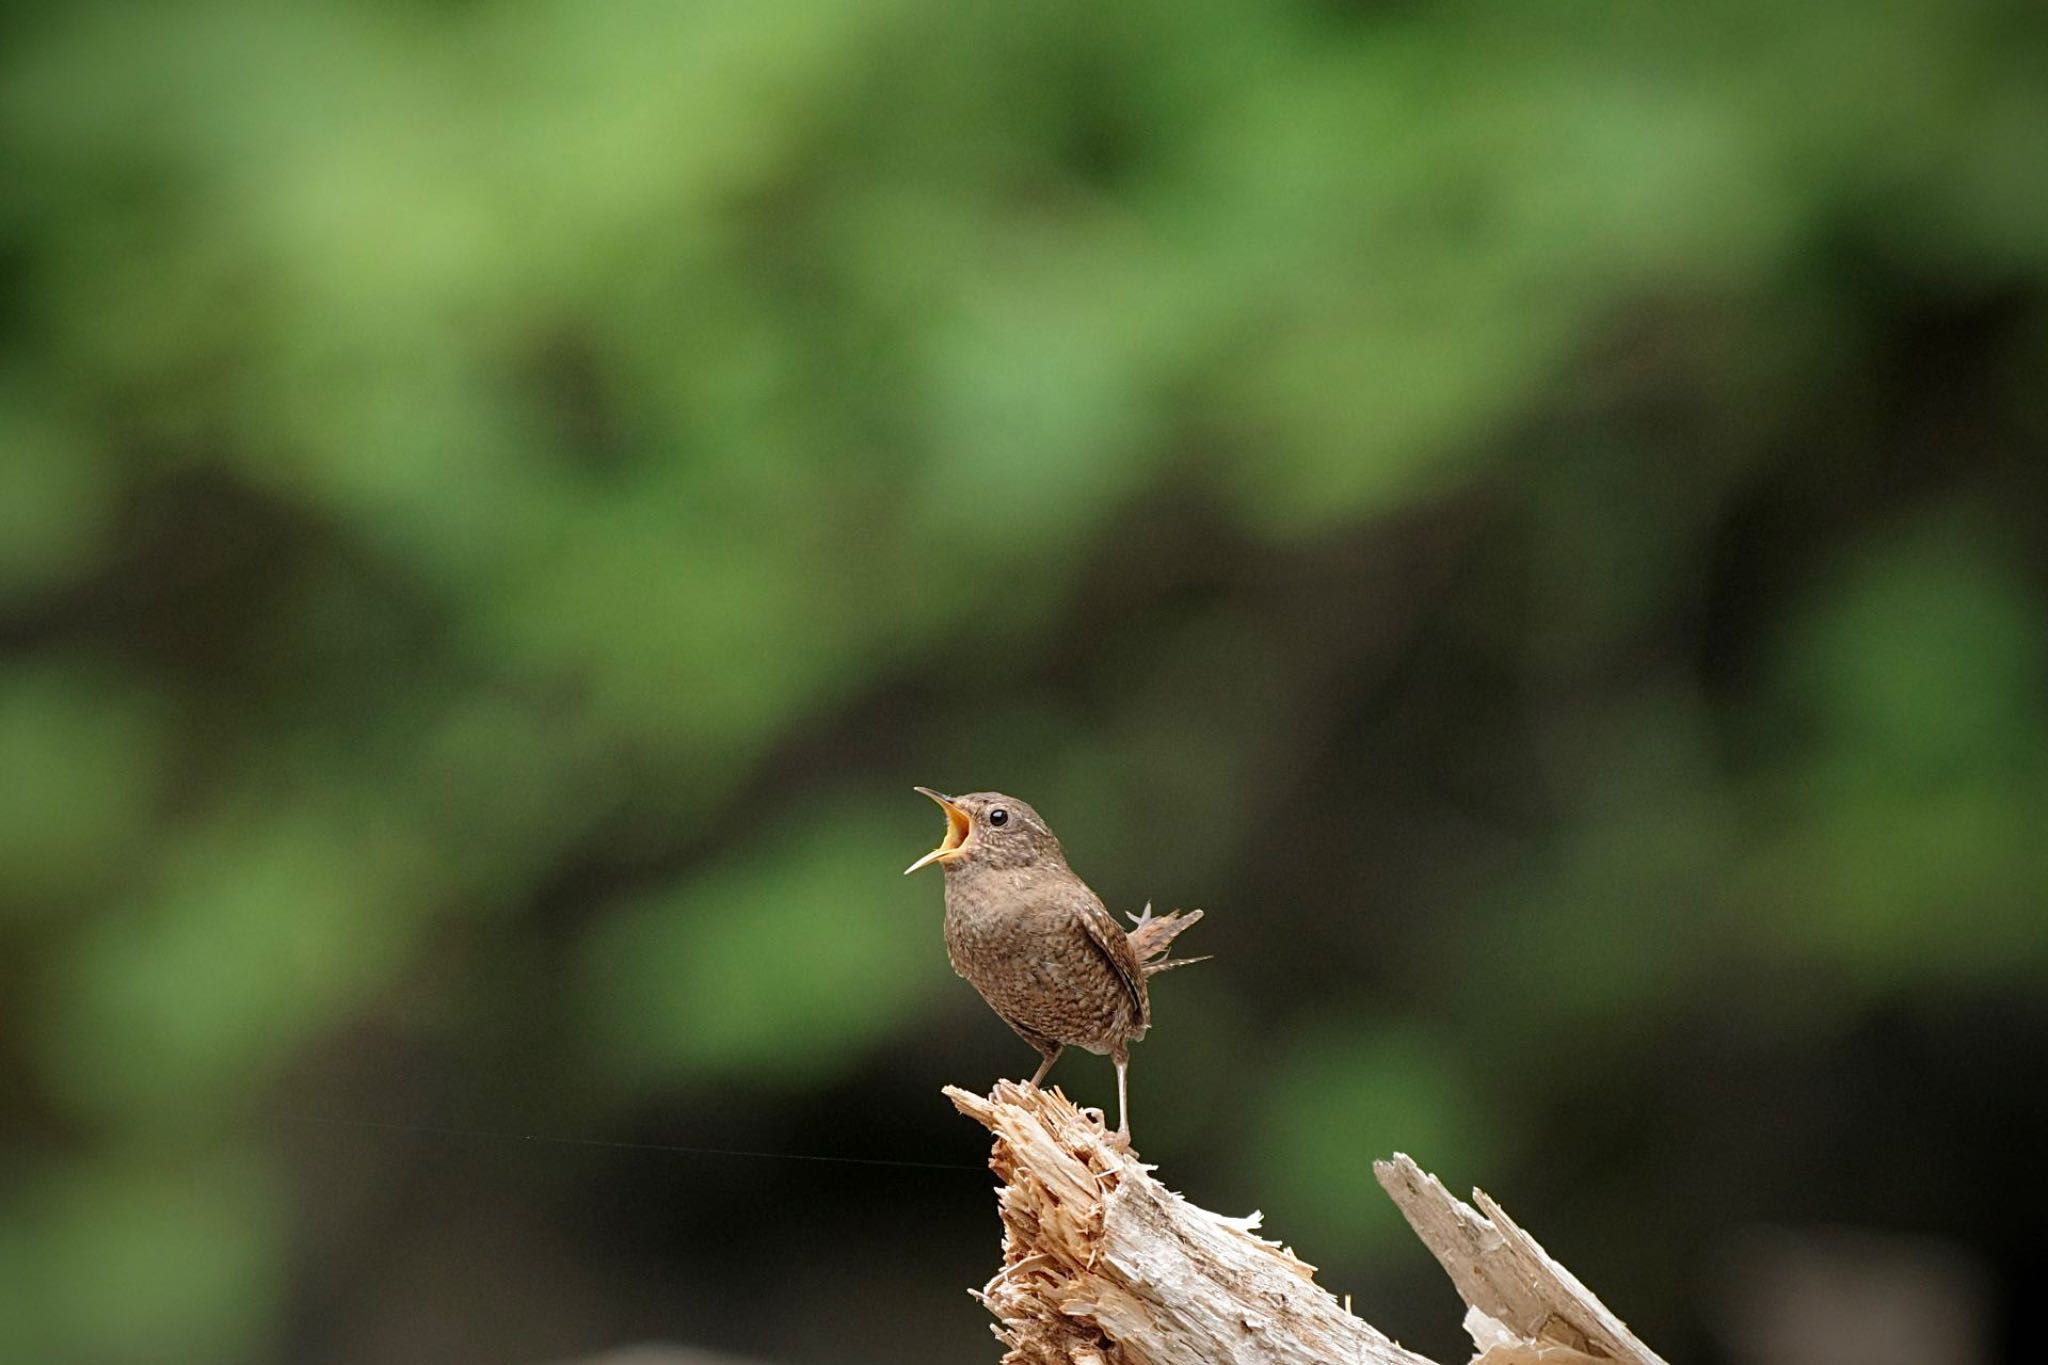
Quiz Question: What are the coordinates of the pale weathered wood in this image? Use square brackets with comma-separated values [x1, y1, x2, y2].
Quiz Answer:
[1373, 1154, 1667, 1365]
[949, 1083, 1669, 1365]
[946, 1081, 1435, 1365]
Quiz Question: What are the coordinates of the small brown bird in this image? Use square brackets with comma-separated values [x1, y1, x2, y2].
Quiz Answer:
[904, 787, 1204, 1143]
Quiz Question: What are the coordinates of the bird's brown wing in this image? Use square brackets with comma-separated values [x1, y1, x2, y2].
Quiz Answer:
[1068, 889, 1150, 1033]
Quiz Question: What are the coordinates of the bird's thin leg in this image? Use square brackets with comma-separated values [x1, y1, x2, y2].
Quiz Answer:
[1029, 1046, 1062, 1088]
[1112, 1046, 1132, 1145]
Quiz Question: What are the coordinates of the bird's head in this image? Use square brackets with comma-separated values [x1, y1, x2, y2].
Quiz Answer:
[903, 788, 1065, 875]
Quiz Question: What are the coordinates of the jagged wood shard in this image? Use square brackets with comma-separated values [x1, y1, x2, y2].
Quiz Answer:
[949, 1082, 1667, 1365]
[1373, 1154, 1667, 1365]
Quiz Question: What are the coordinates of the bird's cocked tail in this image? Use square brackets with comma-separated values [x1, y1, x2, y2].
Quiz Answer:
[1125, 903, 1208, 976]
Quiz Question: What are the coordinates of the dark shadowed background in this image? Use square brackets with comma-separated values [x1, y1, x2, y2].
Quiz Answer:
[3, 2, 2045, 1363]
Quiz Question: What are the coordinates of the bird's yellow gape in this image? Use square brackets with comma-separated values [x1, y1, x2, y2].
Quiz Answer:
[904, 786, 972, 875]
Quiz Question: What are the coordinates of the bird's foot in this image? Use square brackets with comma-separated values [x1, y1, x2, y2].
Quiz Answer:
[1075, 1105, 1132, 1151]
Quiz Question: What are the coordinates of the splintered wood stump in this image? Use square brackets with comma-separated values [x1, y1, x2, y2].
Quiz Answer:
[946, 1082, 1667, 1365]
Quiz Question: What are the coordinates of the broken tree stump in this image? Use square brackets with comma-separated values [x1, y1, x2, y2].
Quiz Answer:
[946, 1081, 1667, 1365]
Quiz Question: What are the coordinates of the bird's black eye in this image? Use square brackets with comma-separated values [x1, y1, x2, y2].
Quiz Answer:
[988, 808, 1009, 827]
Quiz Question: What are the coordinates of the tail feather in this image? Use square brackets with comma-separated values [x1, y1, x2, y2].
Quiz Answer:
[1125, 903, 1206, 977]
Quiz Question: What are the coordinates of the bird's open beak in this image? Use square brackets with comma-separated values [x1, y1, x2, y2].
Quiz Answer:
[904, 787, 971, 874]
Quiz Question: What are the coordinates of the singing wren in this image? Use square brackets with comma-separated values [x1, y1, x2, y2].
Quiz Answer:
[904, 787, 1204, 1144]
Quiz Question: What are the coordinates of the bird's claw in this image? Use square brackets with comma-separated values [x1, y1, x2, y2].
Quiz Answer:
[1125, 900, 1154, 927]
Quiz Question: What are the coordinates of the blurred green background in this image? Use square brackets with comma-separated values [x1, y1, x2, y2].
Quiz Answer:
[3, 1, 2045, 1362]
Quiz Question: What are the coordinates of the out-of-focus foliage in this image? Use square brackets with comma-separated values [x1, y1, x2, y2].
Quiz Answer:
[2, 1, 2045, 1362]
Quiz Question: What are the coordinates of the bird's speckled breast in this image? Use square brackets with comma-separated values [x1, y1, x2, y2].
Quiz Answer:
[942, 866, 1145, 1052]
